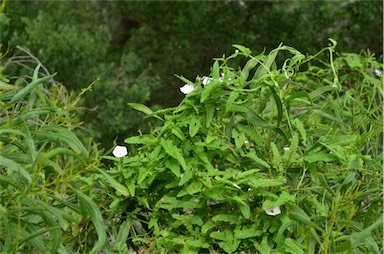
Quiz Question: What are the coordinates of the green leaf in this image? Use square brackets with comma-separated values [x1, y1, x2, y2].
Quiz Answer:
[115, 220, 130, 250]
[212, 214, 241, 224]
[270, 142, 280, 168]
[175, 74, 194, 85]
[291, 118, 307, 144]
[95, 167, 130, 197]
[233, 44, 252, 56]
[212, 60, 220, 79]
[253, 45, 280, 80]
[304, 152, 337, 163]
[179, 167, 193, 186]
[268, 85, 283, 123]
[160, 138, 186, 170]
[205, 105, 215, 127]
[234, 225, 263, 239]
[241, 107, 287, 139]
[286, 203, 323, 233]
[284, 238, 305, 254]
[10, 74, 52, 104]
[189, 116, 202, 137]
[240, 58, 258, 81]
[200, 80, 218, 103]
[171, 127, 186, 140]
[0, 155, 32, 183]
[128, 103, 163, 121]
[125, 135, 157, 145]
[239, 202, 250, 219]
[35, 126, 88, 157]
[225, 91, 239, 113]
[69, 185, 107, 254]
[247, 177, 284, 188]
[165, 159, 180, 177]
[246, 151, 270, 168]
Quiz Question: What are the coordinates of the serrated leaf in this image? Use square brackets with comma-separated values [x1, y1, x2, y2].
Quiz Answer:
[125, 135, 157, 144]
[246, 151, 270, 168]
[189, 116, 202, 137]
[165, 159, 180, 177]
[179, 167, 193, 186]
[247, 177, 284, 188]
[291, 118, 307, 144]
[160, 138, 186, 170]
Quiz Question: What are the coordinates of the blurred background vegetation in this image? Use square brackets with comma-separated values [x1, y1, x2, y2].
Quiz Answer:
[3, 0, 383, 149]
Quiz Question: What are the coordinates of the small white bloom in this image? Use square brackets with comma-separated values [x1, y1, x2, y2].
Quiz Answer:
[113, 145, 128, 158]
[180, 173, 184, 178]
[244, 140, 249, 144]
[233, 183, 241, 190]
[180, 84, 194, 94]
[373, 68, 383, 77]
[202, 77, 212, 86]
[247, 188, 252, 192]
[264, 206, 281, 216]
[235, 49, 239, 53]
[283, 146, 290, 151]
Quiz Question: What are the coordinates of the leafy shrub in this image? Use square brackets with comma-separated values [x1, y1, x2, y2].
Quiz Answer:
[104, 41, 383, 253]
[0, 48, 109, 253]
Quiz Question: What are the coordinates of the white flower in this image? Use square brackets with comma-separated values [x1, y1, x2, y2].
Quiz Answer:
[244, 140, 249, 144]
[264, 206, 281, 216]
[373, 68, 383, 77]
[113, 145, 128, 158]
[180, 84, 194, 94]
[235, 49, 239, 53]
[247, 188, 252, 192]
[233, 183, 241, 190]
[202, 77, 212, 86]
[180, 173, 184, 178]
[283, 146, 290, 151]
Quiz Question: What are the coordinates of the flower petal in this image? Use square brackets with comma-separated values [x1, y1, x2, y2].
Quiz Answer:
[264, 206, 281, 216]
[180, 84, 194, 94]
[113, 145, 128, 158]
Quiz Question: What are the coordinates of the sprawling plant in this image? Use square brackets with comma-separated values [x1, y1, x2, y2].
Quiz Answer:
[105, 40, 383, 253]
[0, 49, 109, 253]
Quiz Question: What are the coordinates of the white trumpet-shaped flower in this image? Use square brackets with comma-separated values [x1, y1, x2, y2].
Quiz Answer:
[180, 84, 195, 94]
[113, 145, 128, 158]
[264, 206, 281, 216]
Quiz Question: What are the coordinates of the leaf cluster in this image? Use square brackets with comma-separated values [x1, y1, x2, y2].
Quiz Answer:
[0, 51, 109, 253]
[105, 42, 383, 253]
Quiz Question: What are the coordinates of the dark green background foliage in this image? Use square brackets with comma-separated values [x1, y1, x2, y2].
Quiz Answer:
[4, 0, 383, 148]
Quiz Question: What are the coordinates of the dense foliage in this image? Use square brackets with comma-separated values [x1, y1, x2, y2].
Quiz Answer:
[5, 0, 383, 148]
[1, 2, 383, 253]
[0, 48, 109, 253]
[103, 41, 383, 253]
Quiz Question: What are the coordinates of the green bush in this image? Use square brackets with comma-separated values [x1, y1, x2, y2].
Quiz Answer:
[104, 41, 383, 253]
[0, 48, 109, 253]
